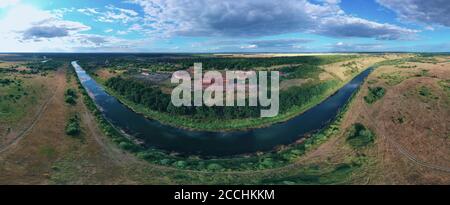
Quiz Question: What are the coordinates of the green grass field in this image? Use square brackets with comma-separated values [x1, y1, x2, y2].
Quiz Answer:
[0, 74, 47, 123]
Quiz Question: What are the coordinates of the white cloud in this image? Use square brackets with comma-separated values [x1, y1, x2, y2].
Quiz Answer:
[240, 44, 258, 49]
[128, 23, 143, 32]
[117, 30, 128, 35]
[79, 5, 140, 24]
[0, 0, 20, 8]
[0, 4, 133, 52]
[77, 8, 99, 16]
[330, 42, 384, 51]
[106, 5, 138, 16]
[51, 7, 75, 18]
[192, 38, 312, 51]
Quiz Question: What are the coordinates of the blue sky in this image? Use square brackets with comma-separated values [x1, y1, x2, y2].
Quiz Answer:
[0, 0, 449, 52]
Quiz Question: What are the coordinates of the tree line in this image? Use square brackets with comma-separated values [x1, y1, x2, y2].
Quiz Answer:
[25, 60, 63, 71]
[79, 54, 357, 72]
[105, 77, 262, 119]
[106, 76, 339, 120]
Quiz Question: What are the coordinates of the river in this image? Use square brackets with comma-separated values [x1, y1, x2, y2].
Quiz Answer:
[72, 61, 372, 156]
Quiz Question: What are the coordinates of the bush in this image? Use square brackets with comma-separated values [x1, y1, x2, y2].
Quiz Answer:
[65, 115, 81, 136]
[65, 88, 77, 97]
[64, 88, 78, 105]
[206, 163, 224, 171]
[418, 86, 432, 97]
[173, 160, 188, 168]
[65, 95, 76, 105]
[364, 87, 385, 104]
[346, 123, 375, 148]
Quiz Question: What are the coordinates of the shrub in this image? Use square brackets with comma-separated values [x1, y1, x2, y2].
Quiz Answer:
[364, 86, 385, 104]
[206, 163, 224, 171]
[418, 86, 432, 97]
[65, 95, 76, 105]
[346, 123, 375, 148]
[65, 88, 77, 97]
[65, 115, 81, 136]
[173, 160, 188, 168]
[64, 88, 78, 105]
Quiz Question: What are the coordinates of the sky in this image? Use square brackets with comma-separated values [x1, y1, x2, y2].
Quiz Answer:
[0, 0, 449, 53]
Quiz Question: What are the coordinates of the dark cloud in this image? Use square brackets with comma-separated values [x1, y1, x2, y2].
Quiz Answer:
[248, 39, 313, 48]
[22, 26, 69, 40]
[82, 35, 108, 45]
[377, 0, 450, 27]
[316, 16, 417, 40]
[154, 0, 323, 37]
[20, 18, 90, 42]
[129, 0, 416, 40]
[193, 38, 312, 51]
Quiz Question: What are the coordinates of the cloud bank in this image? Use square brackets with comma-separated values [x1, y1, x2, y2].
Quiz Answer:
[128, 0, 417, 40]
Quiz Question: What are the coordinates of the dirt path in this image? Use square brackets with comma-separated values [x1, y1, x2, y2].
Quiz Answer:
[382, 133, 450, 172]
[79, 104, 139, 165]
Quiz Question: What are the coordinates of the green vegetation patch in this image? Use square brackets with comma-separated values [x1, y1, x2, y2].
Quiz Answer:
[0, 75, 38, 123]
[378, 71, 410, 86]
[65, 115, 81, 136]
[38, 145, 57, 158]
[364, 86, 386, 104]
[64, 88, 78, 105]
[438, 80, 450, 93]
[80, 54, 357, 72]
[0, 78, 15, 86]
[373, 59, 406, 67]
[279, 64, 323, 80]
[417, 85, 439, 102]
[367, 79, 378, 84]
[415, 69, 429, 77]
[260, 162, 359, 185]
[342, 61, 359, 76]
[25, 60, 63, 71]
[346, 123, 375, 149]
